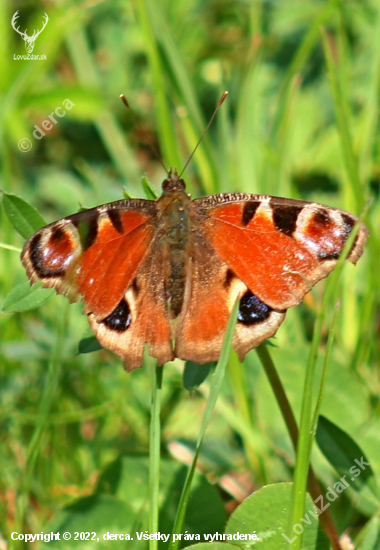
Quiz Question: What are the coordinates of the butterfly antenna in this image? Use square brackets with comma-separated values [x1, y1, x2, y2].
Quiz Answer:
[179, 90, 228, 178]
[120, 94, 168, 173]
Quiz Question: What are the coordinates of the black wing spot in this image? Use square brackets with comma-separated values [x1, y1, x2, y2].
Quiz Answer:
[29, 233, 65, 277]
[73, 212, 99, 250]
[341, 213, 355, 236]
[342, 213, 359, 253]
[242, 202, 260, 226]
[224, 268, 237, 288]
[131, 277, 140, 295]
[237, 290, 273, 325]
[313, 209, 331, 225]
[271, 203, 303, 237]
[51, 227, 66, 241]
[318, 250, 340, 261]
[108, 209, 123, 233]
[101, 299, 131, 332]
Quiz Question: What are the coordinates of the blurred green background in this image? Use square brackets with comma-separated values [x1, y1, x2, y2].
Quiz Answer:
[0, 0, 379, 548]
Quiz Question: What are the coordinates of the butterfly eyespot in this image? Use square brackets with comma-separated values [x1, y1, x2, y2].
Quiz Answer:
[237, 290, 273, 325]
[30, 232, 71, 278]
[101, 299, 132, 332]
[314, 213, 357, 262]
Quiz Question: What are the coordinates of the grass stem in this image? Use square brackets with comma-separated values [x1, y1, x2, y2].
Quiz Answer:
[169, 300, 239, 550]
[149, 364, 163, 550]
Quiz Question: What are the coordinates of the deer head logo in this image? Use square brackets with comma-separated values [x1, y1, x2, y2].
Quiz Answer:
[11, 11, 49, 54]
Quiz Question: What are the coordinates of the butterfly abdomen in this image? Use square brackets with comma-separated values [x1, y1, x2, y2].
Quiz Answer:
[158, 190, 192, 317]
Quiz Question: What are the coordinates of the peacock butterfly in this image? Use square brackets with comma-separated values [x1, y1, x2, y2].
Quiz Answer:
[21, 167, 368, 370]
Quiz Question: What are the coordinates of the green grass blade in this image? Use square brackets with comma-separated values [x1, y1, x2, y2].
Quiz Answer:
[13, 300, 70, 542]
[65, 28, 141, 186]
[169, 299, 239, 550]
[135, 0, 220, 194]
[227, 353, 268, 480]
[134, 0, 182, 170]
[321, 24, 379, 280]
[256, 344, 299, 447]
[311, 301, 339, 431]
[357, 10, 380, 184]
[287, 219, 364, 550]
[273, 0, 341, 140]
[256, 343, 341, 549]
[321, 27, 364, 212]
[149, 364, 163, 550]
[0, 242, 21, 252]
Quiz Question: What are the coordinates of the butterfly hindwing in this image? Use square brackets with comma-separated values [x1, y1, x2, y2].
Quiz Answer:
[175, 233, 286, 364]
[88, 240, 173, 370]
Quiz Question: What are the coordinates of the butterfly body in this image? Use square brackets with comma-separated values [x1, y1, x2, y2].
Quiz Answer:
[156, 170, 192, 317]
[21, 169, 368, 370]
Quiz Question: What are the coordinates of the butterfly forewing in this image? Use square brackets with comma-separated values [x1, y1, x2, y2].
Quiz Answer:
[22, 200, 155, 312]
[194, 194, 368, 310]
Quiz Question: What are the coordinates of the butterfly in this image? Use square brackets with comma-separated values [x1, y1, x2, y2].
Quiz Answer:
[21, 168, 368, 371]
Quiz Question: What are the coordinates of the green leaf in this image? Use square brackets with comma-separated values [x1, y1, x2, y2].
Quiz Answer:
[316, 416, 380, 515]
[97, 455, 227, 546]
[24, 88, 102, 119]
[2, 281, 55, 313]
[2, 192, 46, 239]
[123, 187, 134, 199]
[142, 175, 159, 199]
[225, 482, 330, 549]
[356, 515, 380, 550]
[78, 336, 103, 354]
[37, 494, 136, 549]
[183, 361, 214, 391]
[160, 465, 227, 548]
[97, 455, 150, 513]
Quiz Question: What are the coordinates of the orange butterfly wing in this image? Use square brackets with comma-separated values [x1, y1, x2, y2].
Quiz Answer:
[175, 194, 367, 364]
[22, 186, 368, 369]
[175, 234, 285, 364]
[21, 200, 174, 370]
[196, 195, 367, 310]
